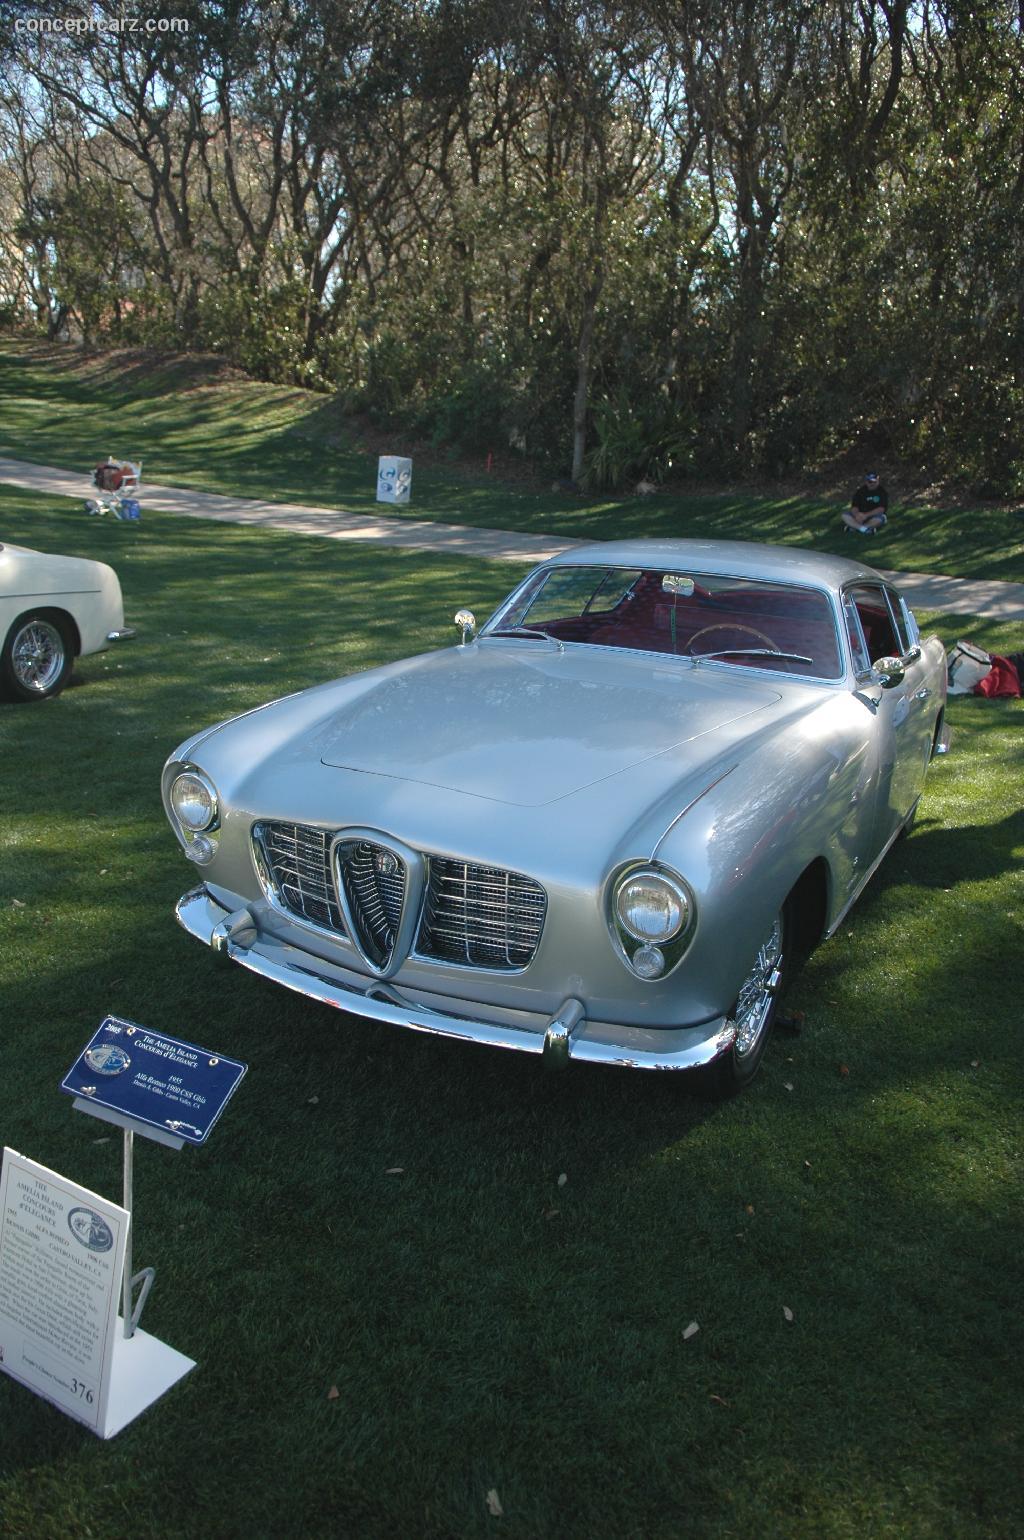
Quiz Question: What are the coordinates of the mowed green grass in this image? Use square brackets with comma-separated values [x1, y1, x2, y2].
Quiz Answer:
[1, 486, 1022, 1539]
[2, 339, 1023, 585]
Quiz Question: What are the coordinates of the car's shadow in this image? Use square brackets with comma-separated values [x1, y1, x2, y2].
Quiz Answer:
[902, 807, 1024, 886]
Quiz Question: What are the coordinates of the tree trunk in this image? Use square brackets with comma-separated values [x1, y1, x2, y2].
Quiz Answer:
[571, 266, 604, 484]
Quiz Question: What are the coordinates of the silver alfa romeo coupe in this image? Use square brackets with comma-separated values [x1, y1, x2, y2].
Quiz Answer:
[163, 539, 949, 1092]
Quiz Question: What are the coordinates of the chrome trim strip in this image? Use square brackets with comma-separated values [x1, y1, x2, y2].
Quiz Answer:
[651, 765, 737, 859]
[175, 886, 735, 1073]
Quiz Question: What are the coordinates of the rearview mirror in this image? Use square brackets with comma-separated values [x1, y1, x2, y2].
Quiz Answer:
[454, 608, 477, 645]
[873, 655, 905, 689]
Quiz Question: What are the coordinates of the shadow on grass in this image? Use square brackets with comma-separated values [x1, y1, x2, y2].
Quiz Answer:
[903, 806, 1024, 886]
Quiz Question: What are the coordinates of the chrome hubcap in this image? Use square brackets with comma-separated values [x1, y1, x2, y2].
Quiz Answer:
[733, 916, 783, 1058]
[12, 620, 64, 692]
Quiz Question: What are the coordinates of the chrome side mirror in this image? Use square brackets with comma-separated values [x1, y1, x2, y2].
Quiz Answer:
[454, 608, 477, 646]
[873, 655, 906, 689]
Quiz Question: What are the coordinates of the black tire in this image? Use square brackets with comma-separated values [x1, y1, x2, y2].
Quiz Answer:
[705, 903, 790, 1097]
[1, 612, 74, 702]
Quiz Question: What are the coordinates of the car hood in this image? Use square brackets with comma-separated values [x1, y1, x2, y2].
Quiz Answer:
[316, 642, 782, 807]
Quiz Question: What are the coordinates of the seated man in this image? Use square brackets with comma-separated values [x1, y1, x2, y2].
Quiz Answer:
[842, 471, 889, 534]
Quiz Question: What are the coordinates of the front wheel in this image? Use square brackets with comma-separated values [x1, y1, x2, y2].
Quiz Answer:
[1, 613, 74, 701]
[706, 906, 788, 1096]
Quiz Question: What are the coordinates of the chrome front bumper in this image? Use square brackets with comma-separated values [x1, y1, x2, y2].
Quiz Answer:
[175, 886, 735, 1073]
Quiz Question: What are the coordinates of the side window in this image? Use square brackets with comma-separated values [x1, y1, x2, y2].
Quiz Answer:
[843, 595, 871, 675]
[845, 585, 901, 665]
[883, 589, 912, 656]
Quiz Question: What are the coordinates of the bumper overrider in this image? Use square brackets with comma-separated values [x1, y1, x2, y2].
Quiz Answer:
[175, 885, 736, 1073]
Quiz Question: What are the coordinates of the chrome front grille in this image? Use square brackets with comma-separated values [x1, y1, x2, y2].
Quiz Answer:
[335, 837, 407, 970]
[253, 823, 546, 971]
[417, 858, 546, 970]
[254, 822, 345, 934]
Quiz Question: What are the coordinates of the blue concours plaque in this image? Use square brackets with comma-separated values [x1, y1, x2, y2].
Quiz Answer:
[61, 1016, 247, 1146]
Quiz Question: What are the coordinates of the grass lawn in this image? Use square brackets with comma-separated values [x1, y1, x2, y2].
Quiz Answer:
[1, 339, 1023, 586]
[1, 485, 1022, 1538]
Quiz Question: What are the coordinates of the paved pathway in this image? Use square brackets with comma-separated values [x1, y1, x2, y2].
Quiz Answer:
[2, 455, 1023, 621]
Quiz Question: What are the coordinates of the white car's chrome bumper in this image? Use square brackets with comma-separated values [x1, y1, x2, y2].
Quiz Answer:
[175, 885, 736, 1073]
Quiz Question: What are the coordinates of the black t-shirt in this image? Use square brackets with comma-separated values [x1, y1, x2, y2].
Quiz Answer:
[851, 481, 889, 514]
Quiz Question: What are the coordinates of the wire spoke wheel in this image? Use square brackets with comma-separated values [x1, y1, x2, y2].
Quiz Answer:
[733, 916, 784, 1059]
[2, 615, 72, 701]
[706, 906, 788, 1096]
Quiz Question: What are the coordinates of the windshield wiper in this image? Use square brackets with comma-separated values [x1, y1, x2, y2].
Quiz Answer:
[692, 648, 813, 664]
[487, 625, 564, 649]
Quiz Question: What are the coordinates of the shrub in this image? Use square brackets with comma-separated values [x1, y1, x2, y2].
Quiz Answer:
[583, 389, 697, 490]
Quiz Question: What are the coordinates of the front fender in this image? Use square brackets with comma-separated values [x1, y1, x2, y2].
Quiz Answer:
[653, 706, 871, 1007]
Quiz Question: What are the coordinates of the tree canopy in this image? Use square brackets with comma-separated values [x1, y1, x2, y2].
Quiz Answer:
[2, 0, 1021, 492]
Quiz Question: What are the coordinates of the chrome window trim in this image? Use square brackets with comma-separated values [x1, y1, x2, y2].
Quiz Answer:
[889, 589, 923, 662]
[840, 588, 872, 680]
[841, 581, 909, 679]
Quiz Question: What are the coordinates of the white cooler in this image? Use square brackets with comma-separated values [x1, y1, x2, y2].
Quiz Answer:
[377, 455, 412, 505]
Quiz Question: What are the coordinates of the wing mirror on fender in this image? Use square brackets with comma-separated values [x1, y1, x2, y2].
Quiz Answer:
[873, 656, 906, 689]
[454, 609, 477, 645]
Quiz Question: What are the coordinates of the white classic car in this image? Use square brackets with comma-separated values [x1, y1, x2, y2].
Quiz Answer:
[0, 542, 134, 701]
[163, 539, 949, 1092]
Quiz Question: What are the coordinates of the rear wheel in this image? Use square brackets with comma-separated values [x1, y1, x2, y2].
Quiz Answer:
[706, 906, 788, 1096]
[1, 613, 74, 701]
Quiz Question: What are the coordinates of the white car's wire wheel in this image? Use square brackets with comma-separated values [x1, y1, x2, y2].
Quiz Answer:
[2, 614, 73, 701]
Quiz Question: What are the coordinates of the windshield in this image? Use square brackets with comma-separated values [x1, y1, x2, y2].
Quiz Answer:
[486, 566, 843, 680]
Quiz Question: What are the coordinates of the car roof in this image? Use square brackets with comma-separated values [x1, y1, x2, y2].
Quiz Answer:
[545, 538, 886, 593]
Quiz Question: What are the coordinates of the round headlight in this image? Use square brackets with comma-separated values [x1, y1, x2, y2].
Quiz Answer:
[614, 870, 690, 943]
[171, 770, 219, 832]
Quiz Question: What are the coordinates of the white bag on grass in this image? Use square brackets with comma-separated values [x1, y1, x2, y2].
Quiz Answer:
[947, 640, 992, 694]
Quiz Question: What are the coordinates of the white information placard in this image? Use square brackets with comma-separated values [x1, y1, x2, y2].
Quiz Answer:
[0, 1148, 127, 1434]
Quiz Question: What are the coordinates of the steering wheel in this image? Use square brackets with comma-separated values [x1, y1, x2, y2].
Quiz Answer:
[687, 623, 776, 656]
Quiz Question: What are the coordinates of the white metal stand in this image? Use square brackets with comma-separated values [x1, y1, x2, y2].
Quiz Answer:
[71, 1099, 195, 1435]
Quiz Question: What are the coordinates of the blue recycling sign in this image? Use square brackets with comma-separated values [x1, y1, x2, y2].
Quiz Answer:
[61, 1016, 247, 1146]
